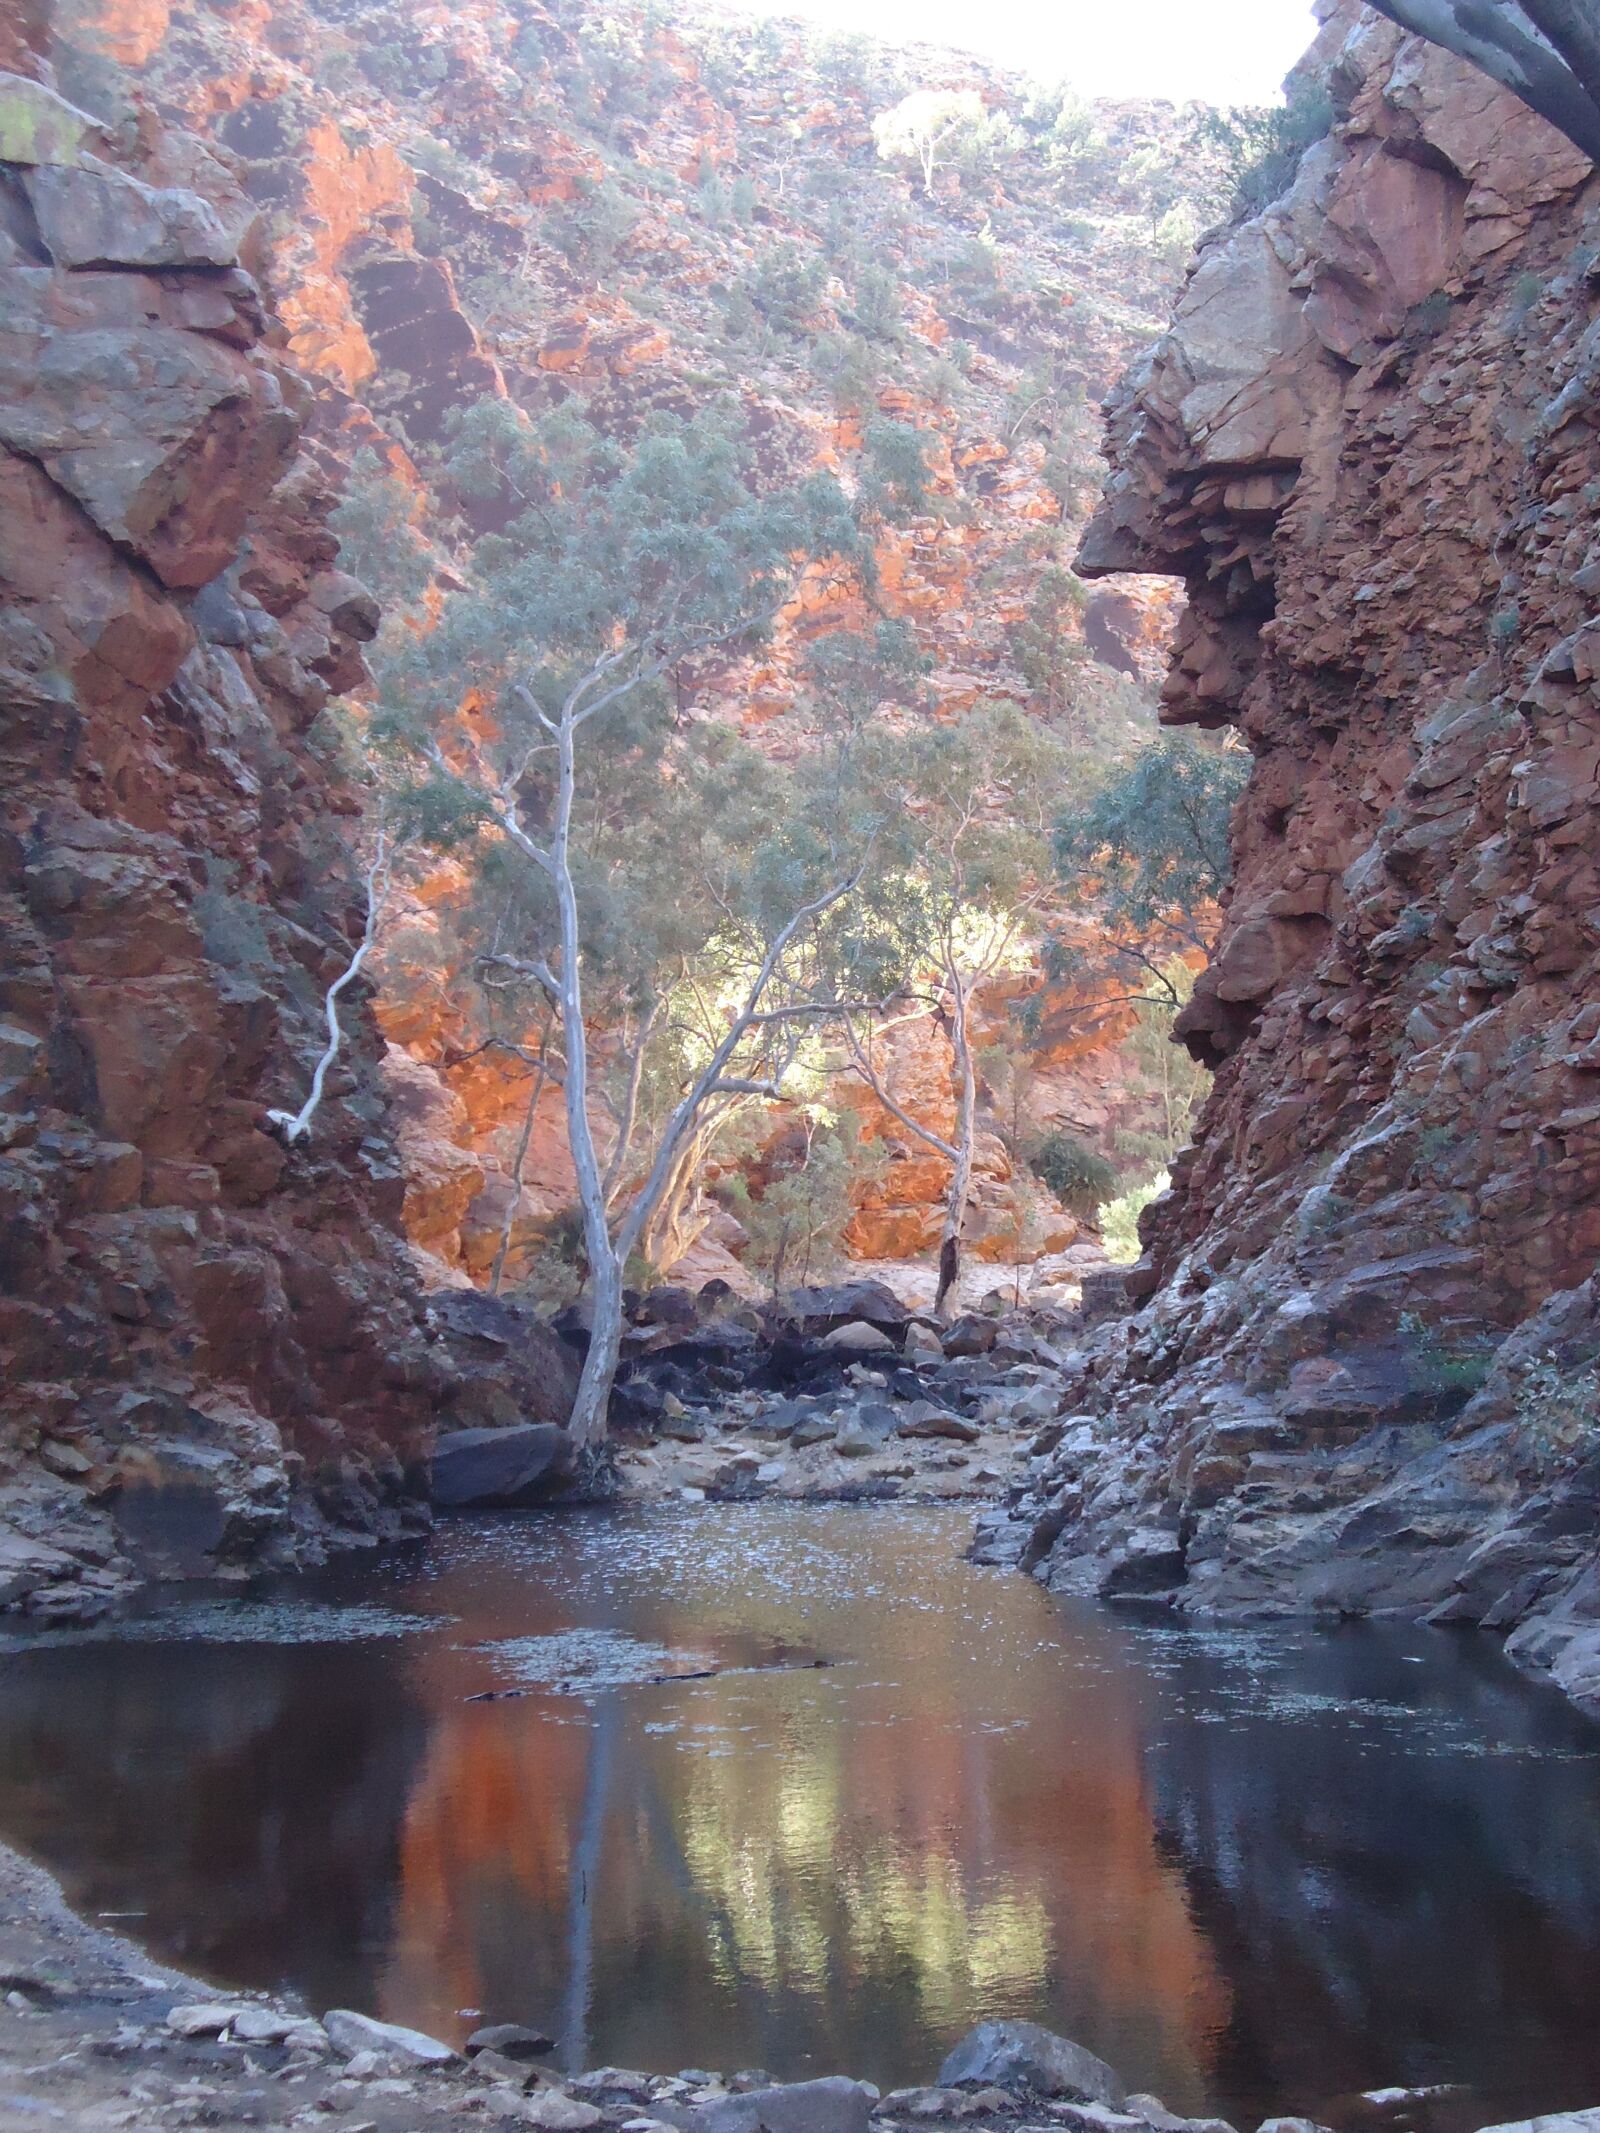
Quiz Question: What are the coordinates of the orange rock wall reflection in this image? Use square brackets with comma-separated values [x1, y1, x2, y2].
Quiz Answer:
[376, 1528, 1230, 2101]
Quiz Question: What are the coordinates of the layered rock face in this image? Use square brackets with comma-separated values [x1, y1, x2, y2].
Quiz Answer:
[0, 49, 454, 1613]
[1000, 7, 1600, 1703]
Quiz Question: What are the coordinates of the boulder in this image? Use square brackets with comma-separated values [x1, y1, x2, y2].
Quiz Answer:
[897, 1403, 980, 1443]
[941, 1315, 998, 1358]
[321, 2008, 458, 2066]
[466, 2023, 555, 2061]
[654, 2077, 876, 2133]
[524, 2091, 607, 2131]
[230, 2008, 304, 2044]
[746, 1398, 818, 1437]
[1098, 1529, 1187, 1599]
[26, 162, 238, 269]
[429, 1423, 574, 1508]
[878, 2091, 991, 2120]
[786, 1282, 911, 1334]
[832, 1419, 882, 1459]
[821, 1322, 897, 1355]
[167, 2002, 252, 2037]
[936, 2021, 1126, 2107]
[470, 2049, 541, 2089]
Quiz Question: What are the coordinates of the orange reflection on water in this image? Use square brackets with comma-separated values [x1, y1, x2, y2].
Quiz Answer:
[377, 1511, 1230, 2100]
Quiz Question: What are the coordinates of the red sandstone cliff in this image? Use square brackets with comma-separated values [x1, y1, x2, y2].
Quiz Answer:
[998, 4, 1600, 1709]
[0, 39, 464, 1615]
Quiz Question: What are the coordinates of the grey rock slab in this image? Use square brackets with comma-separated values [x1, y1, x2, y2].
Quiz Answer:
[524, 2091, 607, 2130]
[936, 2022, 1126, 2107]
[1122, 2099, 1191, 2133]
[469, 2023, 556, 2061]
[897, 1404, 980, 1443]
[878, 2089, 989, 2119]
[322, 2007, 459, 2066]
[166, 2002, 251, 2037]
[228, 2006, 302, 2043]
[471, 2050, 540, 2090]
[0, 77, 103, 167]
[572, 2068, 657, 2096]
[1041, 2108, 1149, 2133]
[832, 1422, 883, 1459]
[27, 162, 238, 269]
[430, 1423, 573, 1508]
[655, 2076, 878, 2133]
[821, 1321, 898, 1354]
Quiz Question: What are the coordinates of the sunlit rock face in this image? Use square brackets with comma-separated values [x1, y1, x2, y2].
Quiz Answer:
[0, 25, 450, 1611]
[58, 0, 1205, 1288]
[1009, 10, 1600, 1695]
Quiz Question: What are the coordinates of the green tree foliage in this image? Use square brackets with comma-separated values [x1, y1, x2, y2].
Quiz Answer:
[1020, 82, 1110, 187]
[1054, 732, 1248, 975]
[838, 696, 1079, 1314]
[1098, 1170, 1168, 1265]
[724, 1114, 884, 1298]
[861, 416, 933, 515]
[846, 262, 905, 344]
[1009, 564, 1092, 725]
[543, 174, 639, 273]
[328, 448, 433, 610]
[871, 88, 1013, 197]
[1200, 82, 1335, 218]
[747, 244, 829, 334]
[1029, 1129, 1118, 1216]
[376, 399, 883, 1441]
[1111, 961, 1209, 1173]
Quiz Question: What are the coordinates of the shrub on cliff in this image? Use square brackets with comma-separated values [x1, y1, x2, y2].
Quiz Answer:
[1029, 1130, 1118, 1218]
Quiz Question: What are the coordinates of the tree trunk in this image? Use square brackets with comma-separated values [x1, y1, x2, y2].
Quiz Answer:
[489, 1051, 546, 1296]
[552, 706, 624, 1446]
[638, 1129, 706, 1273]
[568, 1245, 624, 1450]
[1363, 0, 1600, 159]
[934, 977, 976, 1321]
[1519, 0, 1600, 110]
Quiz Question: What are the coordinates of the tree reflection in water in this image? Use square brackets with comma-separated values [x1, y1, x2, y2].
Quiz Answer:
[0, 1507, 1598, 2129]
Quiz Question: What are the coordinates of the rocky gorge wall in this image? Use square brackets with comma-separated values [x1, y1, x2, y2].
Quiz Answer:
[992, 3, 1600, 1709]
[0, 37, 470, 1616]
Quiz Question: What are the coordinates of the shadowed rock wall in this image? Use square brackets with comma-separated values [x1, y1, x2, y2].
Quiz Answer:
[997, 4, 1600, 1709]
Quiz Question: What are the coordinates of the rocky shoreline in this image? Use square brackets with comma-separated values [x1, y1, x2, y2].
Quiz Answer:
[0, 1837, 1586, 2133]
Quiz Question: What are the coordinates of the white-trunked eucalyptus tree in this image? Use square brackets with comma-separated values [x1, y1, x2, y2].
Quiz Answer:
[381, 399, 886, 1449]
[839, 699, 1077, 1320]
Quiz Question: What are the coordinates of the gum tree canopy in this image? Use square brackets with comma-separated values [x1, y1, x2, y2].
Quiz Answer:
[380, 399, 881, 1450]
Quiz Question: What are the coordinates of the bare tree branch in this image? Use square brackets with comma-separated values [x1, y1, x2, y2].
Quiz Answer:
[267, 821, 390, 1145]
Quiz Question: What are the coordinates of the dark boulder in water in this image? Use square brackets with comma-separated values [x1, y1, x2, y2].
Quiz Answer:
[430, 1423, 574, 1508]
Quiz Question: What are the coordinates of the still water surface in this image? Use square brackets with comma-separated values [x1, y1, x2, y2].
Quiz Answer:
[1, 1505, 1599, 2126]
